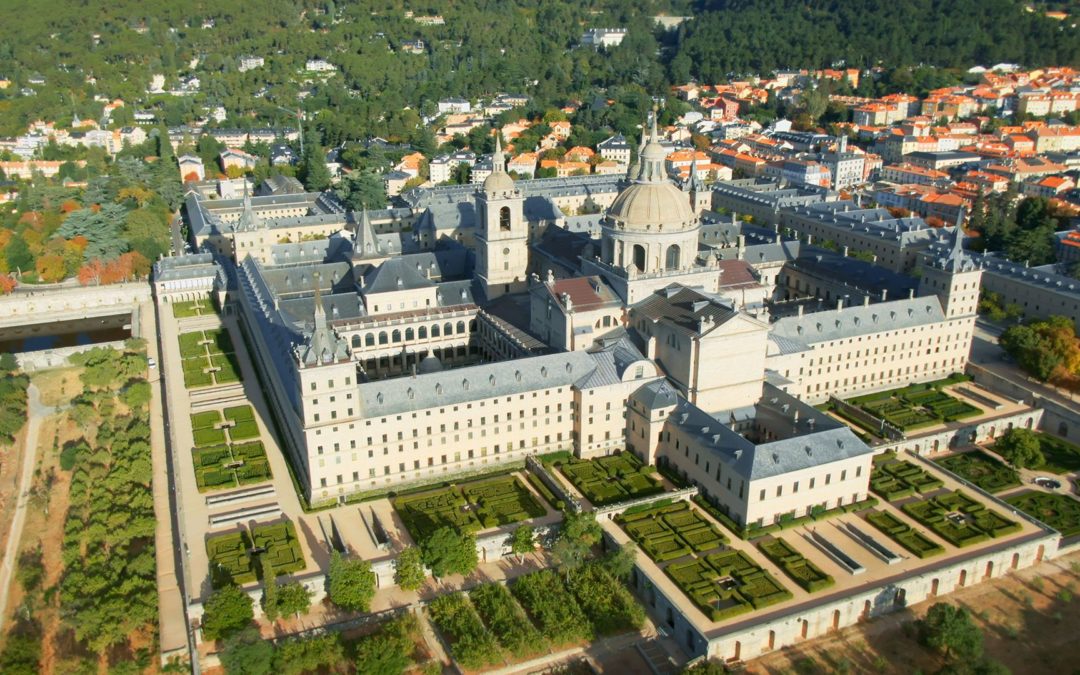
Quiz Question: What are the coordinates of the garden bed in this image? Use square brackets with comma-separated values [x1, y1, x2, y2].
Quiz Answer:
[1005, 491, 1080, 537]
[901, 490, 1021, 547]
[756, 537, 834, 593]
[557, 453, 664, 507]
[393, 475, 546, 542]
[870, 458, 945, 501]
[617, 501, 726, 563]
[845, 376, 980, 432]
[178, 328, 243, 389]
[206, 520, 305, 587]
[665, 549, 792, 622]
[863, 510, 944, 558]
[934, 450, 1020, 493]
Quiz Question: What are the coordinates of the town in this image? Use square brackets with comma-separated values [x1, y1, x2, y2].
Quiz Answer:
[0, 3, 1080, 675]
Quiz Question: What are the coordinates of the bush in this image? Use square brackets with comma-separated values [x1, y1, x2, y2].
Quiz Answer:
[428, 592, 502, 670]
[565, 563, 644, 635]
[469, 582, 545, 658]
[202, 585, 255, 641]
[511, 570, 592, 646]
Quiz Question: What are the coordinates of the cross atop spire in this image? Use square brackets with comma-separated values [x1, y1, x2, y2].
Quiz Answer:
[492, 131, 505, 173]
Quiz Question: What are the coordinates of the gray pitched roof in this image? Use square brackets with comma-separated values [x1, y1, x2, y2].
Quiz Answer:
[633, 285, 740, 336]
[770, 295, 945, 345]
[363, 257, 436, 294]
[358, 350, 597, 417]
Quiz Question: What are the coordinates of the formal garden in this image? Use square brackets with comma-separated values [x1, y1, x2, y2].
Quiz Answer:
[393, 475, 546, 542]
[557, 452, 665, 506]
[901, 490, 1021, 548]
[756, 537, 835, 593]
[1004, 491, 1080, 538]
[206, 520, 306, 587]
[870, 453, 946, 501]
[171, 297, 218, 319]
[617, 501, 727, 562]
[665, 549, 793, 622]
[178, 328, 243, 388]
[934, 450, 1021, 494]
[845, 375, 981, 432]
[864, 509, 945, 558]
[1031, 433, 1080, 475]
[190, 406, 272, 491]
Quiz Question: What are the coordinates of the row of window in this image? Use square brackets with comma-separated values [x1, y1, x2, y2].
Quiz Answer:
[350, 320, 477, 348]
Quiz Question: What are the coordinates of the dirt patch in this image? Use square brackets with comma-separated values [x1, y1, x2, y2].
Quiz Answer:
[0, 424, 28, 561]
[32, 368, 83, 408]
[746, 550, 1080, 675]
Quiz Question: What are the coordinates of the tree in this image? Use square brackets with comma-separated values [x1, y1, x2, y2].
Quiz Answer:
[335, 170, 386, 210]
[0, 634, 41, 675]
[219, 628, 275, 675]
[202, 585, 254, 641]
[394, 546, 426, 591]
[421, 527, 478, 579]
[508, 524, 535, 563]
[261, 557, 281, 621]
[300, 126, 332, 191]
[276, 582, 313, 618]
[603, 542, 637, 580]
[354, 615, 416, 675]
[995, 428, 1044, 469]
[327, 550, 376, 612]
[274, 634, 345, 675]
[917, 602, 984, 663]
[561, 510, 602, 547]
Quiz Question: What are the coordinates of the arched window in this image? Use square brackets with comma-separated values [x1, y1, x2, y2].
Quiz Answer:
[633, 244, 646, 272]
[351, 335, 361, 348]
[391, 329, 402, 343]
[378, 331, 388, 345]
[499, 206, 511, 231]
[365, 333, 375, 347]
[431, 324, 441, 338]
[665, 244, 680, 270]
[444, 322, 453, 336]
[456, 321, 466, 334]
[418, 326, 427, 339]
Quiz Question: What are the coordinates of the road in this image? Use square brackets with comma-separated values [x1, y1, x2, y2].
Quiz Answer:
[0, 383, 56, 633]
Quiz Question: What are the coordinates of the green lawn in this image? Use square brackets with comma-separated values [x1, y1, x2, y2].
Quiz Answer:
[178, 329, 243, 389]
[558, 453, 664, 507]
[935, 450, 1021, 494]
[171, 298, 216, 318]
[1005, 491, 1080, 537]
[393, 475, 547, 542]
[618, 501, 727, 563]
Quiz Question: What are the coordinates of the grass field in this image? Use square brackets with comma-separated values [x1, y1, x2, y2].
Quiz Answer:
[171, 298, 216, 318]
[178, 328, 242, 388]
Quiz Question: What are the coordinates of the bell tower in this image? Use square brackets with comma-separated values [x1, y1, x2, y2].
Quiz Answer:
[476, 132, 527, 298]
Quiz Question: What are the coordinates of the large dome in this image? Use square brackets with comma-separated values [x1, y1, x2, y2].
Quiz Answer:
[607, 180, 695, 231]
[483, 170, 515, 194]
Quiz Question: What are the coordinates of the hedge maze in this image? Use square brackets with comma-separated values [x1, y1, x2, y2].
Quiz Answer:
[206, 520, 306, 587]
[190, 406, 272, 491]
[901, 490, 1021, 547]
[1005, 491, 1080, 537]
[178, 328, 243, 388]
[935, 450, 1021, 494]
[847, 379, 981, 432]
[393, 476, 546, 542]
[618, 501, 727, 562]
[666, 550, 792, 622]
[870, 456, 945, 501]
[757, 537, 834, 593]
[864, 510, 945, 558]
[558, 453, 664, 506]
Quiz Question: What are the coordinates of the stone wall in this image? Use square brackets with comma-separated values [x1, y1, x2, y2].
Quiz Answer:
[872, 408, 1043, 457]
[16, 340, 128, 371]
[0, 282, 150, 326]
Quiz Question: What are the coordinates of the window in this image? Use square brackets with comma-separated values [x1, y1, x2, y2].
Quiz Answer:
[499, 206, 511, 231]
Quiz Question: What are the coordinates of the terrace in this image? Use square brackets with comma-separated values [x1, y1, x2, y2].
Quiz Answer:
[189, 405, 272, 491]
[934, 449, 1020, 494]
[844, 376, 982, 434]
[178, 328, 243, 388]
[599, 451, 1047, 638]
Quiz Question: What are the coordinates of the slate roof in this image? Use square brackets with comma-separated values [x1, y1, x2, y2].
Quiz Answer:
[363, 256, 436, 293]
[770, 295, 946, 346]
[633, 285, 740, 336]
[358, 350, 597, 417]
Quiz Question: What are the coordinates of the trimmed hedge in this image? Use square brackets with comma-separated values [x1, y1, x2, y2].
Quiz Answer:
[617, 501, 726, 564]
[394, 475, 546, 542]
[559, 453, 664, 507]
[692, 494, 878, 540]
[1005, 491, 1080, 537]
[935, 450, 1021, 494]
[901, 490, 1020, 547]
[864, 510, 944, 558]
[665, 549, 792, 622]
[757, 537, 834, 593]
[524, 471, 560, 509]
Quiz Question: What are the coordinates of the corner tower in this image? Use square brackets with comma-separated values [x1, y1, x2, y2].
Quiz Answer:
[919, 225, 982, 319]
[475, 132, 527, 298]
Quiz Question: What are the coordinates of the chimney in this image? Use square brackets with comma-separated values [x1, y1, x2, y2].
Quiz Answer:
[737, 234, 746, 257]
[881, 288, 888, 301]
[842, 245, 849, 257]
[837, 297, 844, 312]
[797, 304, 804, 317]
[863, 295, 870, 307]
[645, 335, 657, 359]
[909, 288, 915, 299]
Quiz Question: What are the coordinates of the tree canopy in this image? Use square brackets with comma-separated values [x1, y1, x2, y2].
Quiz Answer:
[917, 602, 984, 663]
[995, 428, 1045, 470]
[420, 527, 478, 579]
[202, 585, 255, 642]
[326, 550, 377, 613]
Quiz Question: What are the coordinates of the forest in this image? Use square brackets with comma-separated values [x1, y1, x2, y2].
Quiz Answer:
[0, 0, 1076, 143]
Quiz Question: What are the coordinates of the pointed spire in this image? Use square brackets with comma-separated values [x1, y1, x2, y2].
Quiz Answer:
[354, 203, 384, 258]
[944, 222, 968, 272]
[649, 103, 659, 144]
[492, 130, 505, 173]
[238, 180, 261, 231]
[312, 272, 326, 331]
